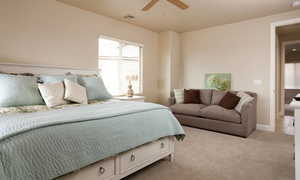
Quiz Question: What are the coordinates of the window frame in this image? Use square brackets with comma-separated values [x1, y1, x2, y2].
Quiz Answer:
[98, 36, 143, 96]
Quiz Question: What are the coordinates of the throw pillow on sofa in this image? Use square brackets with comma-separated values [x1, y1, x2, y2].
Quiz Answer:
[219, 92, 240, 109]
[211, 90, 227, 105]
[235, 91, 254, 113]
[174, 89, 184, 104]
[184, 89, 201, 104]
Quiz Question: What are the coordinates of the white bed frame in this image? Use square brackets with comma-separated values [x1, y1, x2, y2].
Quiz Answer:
[0, 62, 175, 180]
[58, 137, 175, 180]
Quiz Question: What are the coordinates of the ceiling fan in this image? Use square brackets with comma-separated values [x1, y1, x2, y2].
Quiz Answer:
[142, 0, 189, 11]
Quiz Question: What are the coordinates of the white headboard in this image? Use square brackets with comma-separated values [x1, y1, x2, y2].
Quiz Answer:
[0, 63, 98, 75]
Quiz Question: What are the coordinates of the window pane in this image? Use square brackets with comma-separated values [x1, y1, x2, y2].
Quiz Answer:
[99, 38, 120, 57]
[119, 61, 140, 95]
[122, 45, 140, 58]
[98, 37, 142, 96]
[99, 60, 120, 95]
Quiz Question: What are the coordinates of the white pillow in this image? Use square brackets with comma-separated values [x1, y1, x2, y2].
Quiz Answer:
[174, 89, 184, 104]
[38, 82, 68, 108]
[64, 79, 88, 104]
[235, 91, 254, 113]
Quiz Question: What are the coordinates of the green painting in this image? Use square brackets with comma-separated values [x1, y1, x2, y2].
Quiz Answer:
[205, 73, 231, 91]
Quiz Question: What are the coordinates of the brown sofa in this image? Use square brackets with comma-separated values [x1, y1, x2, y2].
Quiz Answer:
[169, 90, 257, 138]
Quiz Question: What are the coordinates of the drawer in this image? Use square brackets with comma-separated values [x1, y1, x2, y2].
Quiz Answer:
[158, 138, 171, 154]
[119, 138, 171, 174]
[58, 158, 115, 180]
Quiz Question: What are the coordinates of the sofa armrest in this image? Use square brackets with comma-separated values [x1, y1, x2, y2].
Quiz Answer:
[240, 99, 257, 136]
[168, 97, 176, 106]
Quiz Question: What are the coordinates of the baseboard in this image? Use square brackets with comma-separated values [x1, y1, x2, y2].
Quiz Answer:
[256, 124, 274, 132]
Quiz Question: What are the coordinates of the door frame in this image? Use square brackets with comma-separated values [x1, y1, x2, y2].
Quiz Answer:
[270, 18, 300, 132]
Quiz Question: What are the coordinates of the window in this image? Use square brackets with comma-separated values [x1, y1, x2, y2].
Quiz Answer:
[98, 37, 143, 96]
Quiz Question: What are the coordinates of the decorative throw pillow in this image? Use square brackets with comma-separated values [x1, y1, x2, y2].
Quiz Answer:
[0, 74, 44, 107]
[64, 79, 88, 104]
[219, 92, 241, 109]
[39, 74, 77, 84]
[211, 90, 227, 105]
[184, 89, 201, 104]
[174, 89, 184, 104]
[77, 76, 112, 101]
[38, 82, 68, 108]
[235, 91, 254, 113]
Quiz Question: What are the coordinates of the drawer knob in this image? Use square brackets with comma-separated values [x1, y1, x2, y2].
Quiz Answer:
[130, 154, 136, 162]
[99, 167, 105, 175]
[161, 142, 165, 149]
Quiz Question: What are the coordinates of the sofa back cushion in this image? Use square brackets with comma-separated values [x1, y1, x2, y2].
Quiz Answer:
[199, 89, 212, 105]
[211, 90, 227, 105]
[184, 89, 201, 104]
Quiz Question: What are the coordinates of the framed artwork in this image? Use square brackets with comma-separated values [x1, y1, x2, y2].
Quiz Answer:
[205, 73, 231, 91]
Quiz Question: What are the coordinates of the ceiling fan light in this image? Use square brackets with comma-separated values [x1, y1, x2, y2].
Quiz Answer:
[293, 1, 300, 7]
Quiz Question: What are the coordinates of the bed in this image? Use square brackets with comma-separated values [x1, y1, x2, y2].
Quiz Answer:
[0, 63, 185, 180]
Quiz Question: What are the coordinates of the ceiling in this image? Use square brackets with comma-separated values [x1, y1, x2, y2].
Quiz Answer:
[57, 0, 299, 32]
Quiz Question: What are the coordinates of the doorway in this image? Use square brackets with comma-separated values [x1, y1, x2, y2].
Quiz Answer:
[278, 40, 300, 135]
[272, 22, 300, 135]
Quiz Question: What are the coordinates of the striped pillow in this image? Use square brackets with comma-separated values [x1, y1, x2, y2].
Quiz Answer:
[235, 91, 254, 113]
[174, 89, 184, 104]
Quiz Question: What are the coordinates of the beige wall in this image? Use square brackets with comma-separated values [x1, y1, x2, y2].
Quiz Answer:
[0, 0, 159, 102]
[181, 9, 300, 126]
[158, 31, 181, 105]
[158, 32, 172, 105]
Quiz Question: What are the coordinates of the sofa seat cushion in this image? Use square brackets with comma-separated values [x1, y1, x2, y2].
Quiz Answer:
[199, 105, 241, 124]
[170, 104, 207, 116]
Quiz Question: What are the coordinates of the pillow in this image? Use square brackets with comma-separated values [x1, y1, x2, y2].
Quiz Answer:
[38, 82, 68, 108]
[184, 89, 201, 104]
[174, 89, 184, 104]
[235, 91, 254, 113]
[0, 74, 44, 107]
[39, 74, 77, 84]
[211, 90, 227, 105]
[77, 76, 112, 101]
[219, 92, 241, 110]
[64, 79, 88, 104]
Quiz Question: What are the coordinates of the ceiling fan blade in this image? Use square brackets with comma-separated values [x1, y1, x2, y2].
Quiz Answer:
[166, 0, 189, 9]
[142, 0, 160, 11]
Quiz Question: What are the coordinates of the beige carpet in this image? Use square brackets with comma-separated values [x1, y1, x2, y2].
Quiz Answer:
[124, 126, 295, 180]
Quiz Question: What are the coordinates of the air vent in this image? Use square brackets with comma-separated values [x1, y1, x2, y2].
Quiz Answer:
[124, 14, 135, 20]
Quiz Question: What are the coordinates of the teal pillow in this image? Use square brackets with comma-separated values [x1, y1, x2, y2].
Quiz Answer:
[78, 76, 112, 101]
[0, 74, 44, 107]
[39, 75, 77, 84]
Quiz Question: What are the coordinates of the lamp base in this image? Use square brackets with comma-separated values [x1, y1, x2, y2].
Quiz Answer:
[127, 84, 134, 97]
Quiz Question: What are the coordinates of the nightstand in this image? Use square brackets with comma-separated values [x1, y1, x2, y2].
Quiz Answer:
[113, 96, 145, 102]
